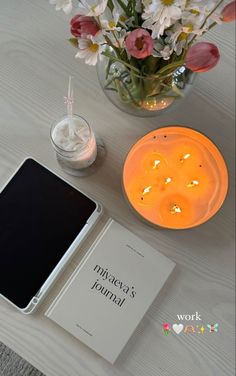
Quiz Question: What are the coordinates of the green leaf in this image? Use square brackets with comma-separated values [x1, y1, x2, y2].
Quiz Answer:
[172, 83, 185, 97]
[68, 38, 78, 48]
[144, 56, 160, 75]
[116, 0, 129, 15]
[102, 51, 141, 74]
[158, 61, 185, 75]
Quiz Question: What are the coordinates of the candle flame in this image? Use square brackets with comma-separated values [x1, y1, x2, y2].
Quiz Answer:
[170, 204, 182, 214]
[180, 153, 191, 163]
[184, 153, 191, 159]
[187, 180, 199, 188]
[142, 186, 152, 195]
[165, 177, 172, 184]
[153, 160, 161, 169]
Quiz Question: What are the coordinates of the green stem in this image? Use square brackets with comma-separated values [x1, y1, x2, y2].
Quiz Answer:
[131, 0, 139, 25]
[107, 0, 114, 11]
[103, 35, 123, 59]
[190, 0, 224, 46]
[111, 30, 121, 48]
[201, 0, 224, 29]
[116, 0, 129, 15]
[105, 58, 113, 80]
[121, 79, 140, 106]
[102, 51, 141, 74]
[158, 61, 185, 75]
[97, 17, 122, 59]
[208, 21, 218, 30]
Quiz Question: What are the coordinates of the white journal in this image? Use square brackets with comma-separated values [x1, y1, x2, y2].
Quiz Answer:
[46, 219, 175, 363]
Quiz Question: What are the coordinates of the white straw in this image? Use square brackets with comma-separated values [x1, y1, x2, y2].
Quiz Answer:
[67, 75, 73, 117]
[66, 76, 75, 138]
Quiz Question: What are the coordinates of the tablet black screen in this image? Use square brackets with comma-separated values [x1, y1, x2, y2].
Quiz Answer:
[0, 159, 96, 309]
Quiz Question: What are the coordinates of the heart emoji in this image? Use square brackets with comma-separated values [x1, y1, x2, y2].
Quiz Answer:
[172, 324, 184, 334]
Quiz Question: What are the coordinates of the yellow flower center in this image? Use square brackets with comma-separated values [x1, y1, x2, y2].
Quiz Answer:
[89, 43, 99, 52]
[119, 15, 127, 22]
[161, 0, 175, 6]
[108, 20, 116, 28]
[185, 23, 194, 32]
[178, 32, 188, 41]
[190, 9, 200, 15]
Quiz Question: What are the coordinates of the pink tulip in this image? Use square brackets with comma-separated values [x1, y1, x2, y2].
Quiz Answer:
[125, 29, 154, 59]
[185, 42, 220, 73]
[163, 323, 170, 330]
[70, 15, 100, 38]
[221, 1, 236, 22]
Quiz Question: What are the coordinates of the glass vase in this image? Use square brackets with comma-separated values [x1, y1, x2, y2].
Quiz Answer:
[97, 52, 196, 117]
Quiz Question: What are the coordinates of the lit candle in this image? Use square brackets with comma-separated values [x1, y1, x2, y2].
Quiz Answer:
[123, 127, 228, 229]
[141, 97, 174, 111]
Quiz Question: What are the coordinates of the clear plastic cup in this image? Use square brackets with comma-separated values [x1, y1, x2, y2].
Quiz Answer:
[50, 114, 97, 175]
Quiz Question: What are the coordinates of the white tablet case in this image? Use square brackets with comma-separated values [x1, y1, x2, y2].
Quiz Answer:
[0, 158, 103, 314]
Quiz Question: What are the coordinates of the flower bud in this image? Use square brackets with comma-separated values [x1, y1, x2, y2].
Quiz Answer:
[221, 1, 236, 22]
[185, 42, 220, 72]
[70, 15, 100, 38]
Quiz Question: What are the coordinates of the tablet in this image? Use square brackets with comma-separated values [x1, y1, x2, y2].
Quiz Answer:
[0, 158, 102, 314]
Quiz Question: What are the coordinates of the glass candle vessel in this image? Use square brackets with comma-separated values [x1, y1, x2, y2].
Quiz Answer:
[50, 114, 97, 176]
[123, 126, 228, 229]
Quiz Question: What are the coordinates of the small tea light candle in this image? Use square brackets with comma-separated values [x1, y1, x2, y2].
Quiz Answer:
[141, 97, 174, 111]
[123, 126, 228, 229]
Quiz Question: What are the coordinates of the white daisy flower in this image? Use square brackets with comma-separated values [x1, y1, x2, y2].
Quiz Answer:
[49, 0, 72, 14]
[110, 2, 134, 29]
[99, 5, 130, 46]
[182, 16, 206, 35]
[100, 7, 121, 31]
[169, 14, 205, 42]
[106, 29, 127, 48]
[142, 0, 185, 38]
[165, 10, 208, 55]
[77, 0, 108, 17]
[135, 0, 142, 13]
[186, 0, 219, 13]
[75, 32, 105, 65]
[166, 24, 188, 55]
[185, 0, 222, 24]
[152, 39, 173, 59]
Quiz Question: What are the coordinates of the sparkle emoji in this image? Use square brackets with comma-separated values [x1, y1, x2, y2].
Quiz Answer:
[200, 325, 205, 333]
[196, 325, 205, 334]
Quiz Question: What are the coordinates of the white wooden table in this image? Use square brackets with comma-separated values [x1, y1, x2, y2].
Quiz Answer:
[0, 1, 235, 375]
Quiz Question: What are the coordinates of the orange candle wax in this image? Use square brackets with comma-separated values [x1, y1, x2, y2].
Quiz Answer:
[123, 127, 228, 229]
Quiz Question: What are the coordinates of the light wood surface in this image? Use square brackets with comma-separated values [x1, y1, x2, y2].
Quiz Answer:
[0, 1, 235, 375]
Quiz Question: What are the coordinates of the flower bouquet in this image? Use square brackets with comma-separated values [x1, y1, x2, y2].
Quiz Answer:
[50, 0, 235, 115]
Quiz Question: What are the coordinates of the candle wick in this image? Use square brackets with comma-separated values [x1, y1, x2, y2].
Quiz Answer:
[180, 153, 191, 163]
[142, 186, 152, 195]
[165, 177, 172, 184]
[153, 160, 161, 169]
[170, 204, 182, 214]
[187, 180, 199, 188]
